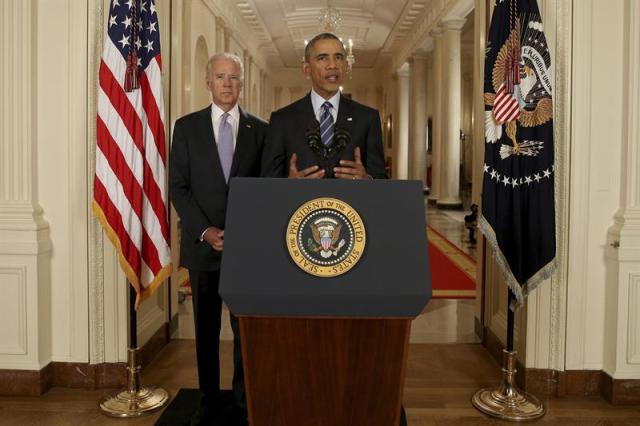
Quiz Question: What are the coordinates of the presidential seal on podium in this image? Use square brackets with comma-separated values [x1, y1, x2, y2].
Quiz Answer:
[286, 197, 366, 277]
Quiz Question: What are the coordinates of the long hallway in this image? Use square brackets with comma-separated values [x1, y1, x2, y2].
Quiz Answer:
[2, 0, 640, 422]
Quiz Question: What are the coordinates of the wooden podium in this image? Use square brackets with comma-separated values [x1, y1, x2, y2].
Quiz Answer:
[220, 179, 431, 426]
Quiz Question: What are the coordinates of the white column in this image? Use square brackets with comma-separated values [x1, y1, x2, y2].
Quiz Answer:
[243, 50, 252, 109]
[274, 86, 283, 111]
[437, 19, 465, 209]
[408, 52, 429, 186]
[472, 0, 488, 338]
[605, 0, 640, 381]
[428, 28, 443, 201]
[393, 65, 410, 180]
[215, 17, 225, 53]
[0, 0, 52, 370]
[259, 70, 265, 116]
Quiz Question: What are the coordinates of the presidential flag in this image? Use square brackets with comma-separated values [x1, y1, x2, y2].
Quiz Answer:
[92, 0, 171, 307]
[480, 0, 556, 305]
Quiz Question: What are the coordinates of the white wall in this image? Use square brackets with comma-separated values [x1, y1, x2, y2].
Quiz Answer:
[519, 0, 640, 383]
[565, 0, 624, 372]
[0, 0, 281, 370]
[37, 0, 90, 364]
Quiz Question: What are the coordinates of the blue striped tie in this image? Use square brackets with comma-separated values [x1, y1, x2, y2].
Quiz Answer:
[319, 101, 334, 146]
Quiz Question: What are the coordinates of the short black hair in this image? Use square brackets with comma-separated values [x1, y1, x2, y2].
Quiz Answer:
[304, 32, 344, 62]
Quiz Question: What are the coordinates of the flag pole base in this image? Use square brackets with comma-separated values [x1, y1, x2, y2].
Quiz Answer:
[99, 348, 169, 418]
[472, 349, 545, 421]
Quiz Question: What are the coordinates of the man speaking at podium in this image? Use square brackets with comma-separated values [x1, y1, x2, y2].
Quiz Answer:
[260, 33, 409, 426]
[261, 32, 387, 180]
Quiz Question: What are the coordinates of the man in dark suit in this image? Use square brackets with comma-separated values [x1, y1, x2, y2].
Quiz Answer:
[260, 33, 407, 426]
[169, 53, 266, 426]
[261, 32, 387, 180]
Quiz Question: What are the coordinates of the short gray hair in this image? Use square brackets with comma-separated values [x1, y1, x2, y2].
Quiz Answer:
[205, 53, 244, 82]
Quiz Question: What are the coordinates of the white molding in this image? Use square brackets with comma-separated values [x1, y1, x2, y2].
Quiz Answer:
[66, 0, 89, 364]
[444, 0, 474, 21]
[565, 0, 594, 370]
[88, 0, 106, 365]
[524, 0, 572, 372]
[622, 0, 640, 211]
[0, 266, 27, 355]
[547, 0, 572, 374]
[471, 0, 485, 320]
[629, 274, 640, 364]
[393, 67, 410, 179]
[137, 295, 167, 346]
[202, 0, 269, 71]
[387, 0, 453, 72]
[102, 241, 127, 363]
[428, 33, 443, 201]
[602, 0, 640, 379]
[440, 17, 466, 31]
[0, 0, 53, 371]
[608, 371, 640, 380]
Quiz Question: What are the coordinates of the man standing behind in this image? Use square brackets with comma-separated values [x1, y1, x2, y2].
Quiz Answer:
[261, 32, 387, 180]
[170, 53, 266, 426]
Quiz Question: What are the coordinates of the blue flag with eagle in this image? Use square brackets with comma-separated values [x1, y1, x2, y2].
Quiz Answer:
[480, 0, 556, 305]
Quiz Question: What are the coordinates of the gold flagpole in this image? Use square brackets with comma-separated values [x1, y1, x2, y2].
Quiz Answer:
[471, 289, 545, 420]
[100, 285, 169, 417]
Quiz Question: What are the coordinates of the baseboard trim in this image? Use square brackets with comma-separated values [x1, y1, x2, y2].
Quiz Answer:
[170, 312, 179, 337]
[435, 201, 464, 210]
[0, 321, 170, 396]
[474, 316, 485, 343]
[601, 372, 640, 405]
[482, 325, 640, 405]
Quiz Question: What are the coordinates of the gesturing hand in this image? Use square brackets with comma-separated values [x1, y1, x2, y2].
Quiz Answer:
[288, 153, 325, 179]
[203, 227, 224, 251]
[333, 147, 371, 180]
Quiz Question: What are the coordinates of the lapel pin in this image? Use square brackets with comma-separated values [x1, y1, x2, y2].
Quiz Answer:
[347, 117, 353, 121]
[246, 124, 252, 128]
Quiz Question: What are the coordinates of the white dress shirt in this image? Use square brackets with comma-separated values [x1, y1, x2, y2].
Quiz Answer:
[310, 89, 340, 123]
[210, 102, 240, 149]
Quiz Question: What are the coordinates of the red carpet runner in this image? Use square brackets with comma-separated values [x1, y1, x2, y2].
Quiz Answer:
[427, 226, 476, 299]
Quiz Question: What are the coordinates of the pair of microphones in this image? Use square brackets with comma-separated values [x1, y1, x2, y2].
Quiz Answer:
[305, 120, 351, 178]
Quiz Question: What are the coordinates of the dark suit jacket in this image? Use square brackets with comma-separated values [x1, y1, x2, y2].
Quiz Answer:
[261, 93, 387, 178]
[169, 105, 267, 271]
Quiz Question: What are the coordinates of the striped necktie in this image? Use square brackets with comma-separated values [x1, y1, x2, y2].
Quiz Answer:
[217, 112, 233, 182]
[319, 101, 334, 146]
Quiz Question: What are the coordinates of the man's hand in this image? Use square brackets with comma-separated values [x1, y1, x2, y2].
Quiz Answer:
[202, 227, 224, 251]
[288, 153, 325, 179]
[333, 147, 371, 180]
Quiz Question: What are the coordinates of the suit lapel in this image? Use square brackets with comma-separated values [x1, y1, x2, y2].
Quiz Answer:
[336, 95, 353, 136]
[196, 106, 226, 182]
[302, 93, 316, 124]
[230, 107, 252, 178]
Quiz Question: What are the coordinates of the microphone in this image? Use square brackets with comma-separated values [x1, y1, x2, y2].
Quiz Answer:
[333, 125, 351, 153]
[304, 120, 321, 151]
[304, 121, 351, 178]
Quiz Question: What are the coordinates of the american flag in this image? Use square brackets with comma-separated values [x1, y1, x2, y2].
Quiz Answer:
[92, 0, 171, 307]
[493, 82, 521, 124]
